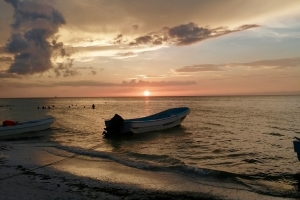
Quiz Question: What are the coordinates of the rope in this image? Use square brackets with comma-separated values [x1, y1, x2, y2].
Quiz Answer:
[0, 141, 104, 181]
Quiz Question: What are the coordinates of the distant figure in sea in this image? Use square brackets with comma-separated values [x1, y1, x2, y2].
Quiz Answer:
[37, 106, 40, 109]
[92, 104, 95, 109]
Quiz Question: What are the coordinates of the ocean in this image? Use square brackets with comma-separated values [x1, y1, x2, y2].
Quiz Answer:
[1, 96, 300, 198]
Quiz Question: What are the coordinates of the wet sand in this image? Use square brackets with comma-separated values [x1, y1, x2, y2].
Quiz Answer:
[0, 142, 295, 200]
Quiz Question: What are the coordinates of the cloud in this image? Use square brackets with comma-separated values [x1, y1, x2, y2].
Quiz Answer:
[0, 71, 20, 78]
[0, 56, 13, 62]
[132, 24, 139, 30]
[113, 34, 126, 45]
[0, 79, 196, 90]
[176, 65, 223, 72]
[129, 23, 259, 46]
[90, 69, 97, 75]
[122, 79, 196, 87]
[136, 74, 167, 79]
[175, 57, 300, 72]
[115, 51, 137, 59]
[3, 0, 75, 76]
[52, 0, 298, 36]
[73, 66, 98, 75]
[230, 57, 300, 69]
[0, 80, 119, 88]
[53, 80, 117, 87]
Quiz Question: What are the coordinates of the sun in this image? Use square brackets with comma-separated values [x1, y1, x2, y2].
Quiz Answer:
[143, 90, 150, 96]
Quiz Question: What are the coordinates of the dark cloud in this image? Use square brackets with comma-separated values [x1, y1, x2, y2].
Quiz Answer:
[168, 23, 211, 45]
[3, 0, 75, 76]
[73, 66, 98, 75]
[90, 69, 97, 75]
[113, 34, 126, 44]
[132, 24, 139, 30]
[122, 79, 196, 87]
[175, 57, 300, 73]
[115, 52, 135, 57]
[129, 33, 168, 46]
[129, 35, 153, 45]
[129, 22, 259, 46]
[53, 58, 79, 77]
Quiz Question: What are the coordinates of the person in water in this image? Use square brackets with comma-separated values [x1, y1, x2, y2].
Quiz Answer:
[92, 104, 95, 109]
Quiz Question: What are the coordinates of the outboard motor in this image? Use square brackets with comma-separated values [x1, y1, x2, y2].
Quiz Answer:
[103, 114, 124, 138]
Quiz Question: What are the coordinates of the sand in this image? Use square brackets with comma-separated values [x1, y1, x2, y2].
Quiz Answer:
[0, 141, 296, 200]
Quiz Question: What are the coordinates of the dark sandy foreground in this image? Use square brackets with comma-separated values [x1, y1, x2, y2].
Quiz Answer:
[0, 142, 294, 200]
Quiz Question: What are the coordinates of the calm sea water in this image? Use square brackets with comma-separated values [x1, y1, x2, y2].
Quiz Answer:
[1, 96, 300, 197]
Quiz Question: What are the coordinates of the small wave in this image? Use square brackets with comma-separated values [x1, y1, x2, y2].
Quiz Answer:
[157, 157, 185, 166]
[53, 145, 300, 198]
[243, 158, 261, 164]
[56, 145, 153, 170]
[267, 132, 284, 137]
[237, 172, 300, 198]
[125, 152, 185, 166]
[199, 127, 212, 130]
[54, 145, 238, 179]
[212, 149, 222, 153]
[269, 126, 293, 132]
[227, 152, 255, 158]
[206, 122, 223, 127]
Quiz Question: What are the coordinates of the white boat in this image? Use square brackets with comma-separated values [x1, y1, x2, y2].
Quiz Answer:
[294, 137, 300, 161]
[103, 107, 190, 137]
[0, 116, 55, 137]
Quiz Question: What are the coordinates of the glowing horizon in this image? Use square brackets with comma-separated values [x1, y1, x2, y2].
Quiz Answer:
[0, 0, 299, 98]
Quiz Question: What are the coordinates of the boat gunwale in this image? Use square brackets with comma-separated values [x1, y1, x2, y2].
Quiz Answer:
[105, 107, 190, 124]
[0, 117, 54, 132]
[123, 108, 190, 124]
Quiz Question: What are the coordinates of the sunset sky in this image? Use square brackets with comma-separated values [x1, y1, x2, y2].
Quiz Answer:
[0, 0, 300, 97]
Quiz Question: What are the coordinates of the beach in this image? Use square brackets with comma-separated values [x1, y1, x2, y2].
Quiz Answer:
[0, 141, 295, 200]
[1, 96, 300, 199]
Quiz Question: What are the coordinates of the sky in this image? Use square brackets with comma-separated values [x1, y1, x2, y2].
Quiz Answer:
[0, 0, 300, 97]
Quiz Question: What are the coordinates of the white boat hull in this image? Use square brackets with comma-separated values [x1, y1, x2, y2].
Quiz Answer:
[0, 117, 54, 137]
[126, 112, 189, 134]
[105, 107, 190, 134]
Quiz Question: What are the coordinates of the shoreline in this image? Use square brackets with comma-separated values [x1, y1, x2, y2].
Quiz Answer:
[0, 141, 295, 200]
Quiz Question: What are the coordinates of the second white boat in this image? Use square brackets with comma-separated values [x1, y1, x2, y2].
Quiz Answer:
[0, 116, 55, 137]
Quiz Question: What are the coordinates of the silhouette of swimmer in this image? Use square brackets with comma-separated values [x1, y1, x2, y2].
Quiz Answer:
[92, 104, 95, 109]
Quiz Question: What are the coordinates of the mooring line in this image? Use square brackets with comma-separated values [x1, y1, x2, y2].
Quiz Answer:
[0, 142, 104, 181]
